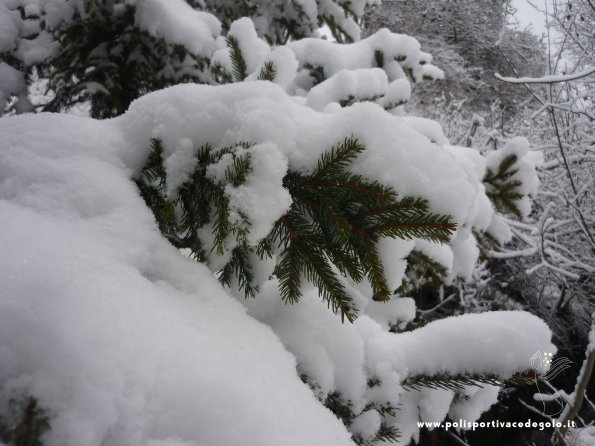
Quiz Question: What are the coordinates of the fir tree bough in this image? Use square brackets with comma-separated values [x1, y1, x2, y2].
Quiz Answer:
[401, 369, 540, 392]
[136, 136, 457, 322]
[483, 153, 524, 220]
[0, 397, 50, 446]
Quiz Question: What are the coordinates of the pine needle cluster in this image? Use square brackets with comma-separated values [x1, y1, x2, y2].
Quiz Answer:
[402, 369, 540, 392]
[396, 249, 449, 297]
[483, 154, 524, 219]
[322, 391, 400, 445]
[135, 138, 257, 296]
[301, 370, 400, 443]
[136, 137, 456, 322]
[226, 35, 248, 82]
[264, 137, 455, 321]
[45, 3, 209, 118]
[0, 397, 50, 446]
[211, 36, 278, 84]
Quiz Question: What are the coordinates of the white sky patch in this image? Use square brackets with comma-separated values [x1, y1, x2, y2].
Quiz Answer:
[512, 0, 549, 35]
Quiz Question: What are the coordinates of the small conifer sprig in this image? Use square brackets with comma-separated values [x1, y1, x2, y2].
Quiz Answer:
[483, 154, 524, 219]
[402, 369, 540, 392]
[136, 137, 457, 321]
[263, 138, 455, 320]
[211, 40, 277, 84]
[322, 391, 400, 445]
[0, 396, 50, 446]
[135, 138, 258, 295]
[226, 35, 248, 82]
[473, 229, 503, 260]
[396, 249, 449, 297]
[257, 61, 277, 81]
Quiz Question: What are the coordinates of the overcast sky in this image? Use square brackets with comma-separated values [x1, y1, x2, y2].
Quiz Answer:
[512, 0, 549, 34]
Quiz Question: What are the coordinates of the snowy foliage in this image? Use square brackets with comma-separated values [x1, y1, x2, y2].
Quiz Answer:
[486, 0, 595, 345]
[0, 80, 555, 446]
[0, 0, 386, 117]
[0, 1, 558, 445]
[363, 0, 545, 133]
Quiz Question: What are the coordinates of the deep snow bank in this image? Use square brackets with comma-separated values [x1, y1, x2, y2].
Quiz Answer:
[0, 111, 354, 446]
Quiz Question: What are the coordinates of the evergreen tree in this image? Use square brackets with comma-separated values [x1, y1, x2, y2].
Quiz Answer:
[0, 0, 377, 118]
[363, 0, 545, 133]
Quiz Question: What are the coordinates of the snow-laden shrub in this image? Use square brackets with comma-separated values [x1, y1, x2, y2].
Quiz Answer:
[1, 1, 550, 445]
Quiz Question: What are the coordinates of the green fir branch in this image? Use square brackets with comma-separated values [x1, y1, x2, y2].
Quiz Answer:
[397, 249, 449, 296]
[224, 151, 252, 186]
[226, 35, 248, 82]
[275, 238, 304, 304]
[257, 60, 277, 81]
[210, 61, 233, 84]
[135, 138, 255, 296]
[0, 397, 50, 446]
[369, 215, 455, 244]
[323, 389, 400, 445]
[362, 242, 391, 301]
[373, 423, 400, 444]
[313, 136, 365, 178]
[325, 391, 356, 427]
[303, 63, 326, 86]
[270, 137, 455, 321]
[219, 244, 257, 297]
[402, 369, 541, 392]
[403, 372, 503, 392]
[339, 94, 383, 108]
[474, 229, 502, 260]
[138, 137, 456, 320]
[483, 153, 526, 219]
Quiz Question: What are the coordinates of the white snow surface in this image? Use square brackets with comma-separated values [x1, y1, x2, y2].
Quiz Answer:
[0, 112, 354, 446]
[364, 311, 555, 378]
[0, 62, 25, 112]
[307, 68, 388, 111]
[135, 0, 220, 58]
[567, 426, 595, 446]
[0, 3, 19, 53]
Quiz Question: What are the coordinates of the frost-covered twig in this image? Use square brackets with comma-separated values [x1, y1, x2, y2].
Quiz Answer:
[448, 431, 471, 446]
[417, 292, 458, 316]
[495, 67, 595, 84]
[519, 396, 554, 421]
[554, 314, 595, 445]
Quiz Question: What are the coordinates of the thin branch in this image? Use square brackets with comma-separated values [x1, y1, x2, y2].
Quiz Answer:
[495, 66, 595, 84]
[555, 315, 595, 445]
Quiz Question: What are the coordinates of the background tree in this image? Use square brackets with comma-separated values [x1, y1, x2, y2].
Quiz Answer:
[0, 0, 377, 118]
[491, 0, 595, 348]
[363, 0, 545, 137]
[490, 4, 595, 442]
[365, 2, 595, 444]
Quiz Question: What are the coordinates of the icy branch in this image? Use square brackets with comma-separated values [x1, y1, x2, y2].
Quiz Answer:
[555, 315, 595, 445]
[495, 66, 595, 84]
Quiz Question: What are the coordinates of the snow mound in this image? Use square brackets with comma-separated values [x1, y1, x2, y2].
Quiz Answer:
[0, 112, 354, 446]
